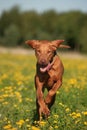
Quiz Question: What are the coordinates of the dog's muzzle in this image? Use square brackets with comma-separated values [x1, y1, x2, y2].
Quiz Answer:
[40, 63, 52, 73]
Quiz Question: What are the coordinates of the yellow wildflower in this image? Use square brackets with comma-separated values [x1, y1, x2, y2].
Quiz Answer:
[25, 98, 32, 102]
[39, 121, 46, 126]
[2, 94, 9, 98]
[11, 128, 17, 130]
[54, 120, 58, 124]
[25, 119, 29, 122]
[75, 119, 80, 124]
[54, 114, 59, 118]
[14, 104, 17, 107]
[14, 91, 22, 103]
[3, 124, 12, 129]
[69, 78, 77, 85]
[75, 113, 81, 118]
[27, 124, 31, 128]
[56, 91, 59, 94]
[18, 81, 23, 85]
[8, 120, 11, 124]
[70, 112, 81, 119]
[32, 126, 40, 130]
[59, 102, 64, 107]
[49, 126, 53, 130]
[54, 125, 58, 129]
[82, 111, 87, 116]
[2, 102, 9, 105]
[65, 108, 70, 112]
[4, 117, 8, 121]
[16, 119, 24, 127]
[2, 74, 8, 79]
[84, 122, 87, 125]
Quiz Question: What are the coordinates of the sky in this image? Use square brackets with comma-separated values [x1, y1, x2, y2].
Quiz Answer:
[0, 0, 87, 15]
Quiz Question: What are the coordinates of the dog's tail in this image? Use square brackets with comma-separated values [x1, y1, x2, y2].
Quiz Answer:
[59, 44, 71, 48]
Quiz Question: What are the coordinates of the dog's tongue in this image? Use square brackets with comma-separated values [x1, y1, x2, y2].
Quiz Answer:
[40, 63, 51, 73]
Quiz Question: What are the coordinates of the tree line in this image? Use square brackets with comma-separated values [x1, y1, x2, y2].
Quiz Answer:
[0, 6, 87, 53]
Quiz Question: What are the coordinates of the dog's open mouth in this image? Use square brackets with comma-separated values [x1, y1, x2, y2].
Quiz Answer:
[40, 63, 52, 73]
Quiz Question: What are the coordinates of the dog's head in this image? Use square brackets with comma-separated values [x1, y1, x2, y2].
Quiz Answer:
[25, 40, 70, 72]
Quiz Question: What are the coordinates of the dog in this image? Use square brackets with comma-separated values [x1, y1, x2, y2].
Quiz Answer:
[25, 40, 70, 120]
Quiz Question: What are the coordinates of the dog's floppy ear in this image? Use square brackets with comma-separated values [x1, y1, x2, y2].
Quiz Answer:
[51, 40, 64, 50]
[25, 40, 39, 49]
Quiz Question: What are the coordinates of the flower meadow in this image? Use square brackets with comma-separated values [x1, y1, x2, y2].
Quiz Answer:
[0, 53, 87, 130]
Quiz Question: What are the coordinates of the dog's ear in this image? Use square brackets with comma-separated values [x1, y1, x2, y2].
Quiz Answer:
[51, 40, 64, 50]
[25, 40, 39, 49]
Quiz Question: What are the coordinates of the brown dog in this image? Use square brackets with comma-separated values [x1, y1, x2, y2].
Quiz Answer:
[25, 40, 70, 120]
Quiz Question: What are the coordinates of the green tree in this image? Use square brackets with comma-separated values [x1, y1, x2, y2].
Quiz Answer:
[2, 24, 20, 47]
[0, 6, 87, 53]
[79, 25, 87, 52]
[0, 6, 21, 36]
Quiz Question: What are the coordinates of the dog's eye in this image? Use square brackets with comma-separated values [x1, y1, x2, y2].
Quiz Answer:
[37, 50, 41, 54]
[48, 50, 51, 54]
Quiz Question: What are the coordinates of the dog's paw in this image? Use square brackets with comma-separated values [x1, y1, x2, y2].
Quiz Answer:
[42, 106, 50, 118]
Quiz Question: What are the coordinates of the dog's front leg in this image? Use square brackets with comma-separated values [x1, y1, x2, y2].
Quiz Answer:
[45, 79, 62, 108]
[35, 76, 50, 120]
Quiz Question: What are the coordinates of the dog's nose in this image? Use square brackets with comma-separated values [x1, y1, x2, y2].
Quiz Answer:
[41, 59, 46, 65]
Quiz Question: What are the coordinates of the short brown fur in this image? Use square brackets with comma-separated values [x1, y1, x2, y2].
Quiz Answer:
[25, 40, 70, 120]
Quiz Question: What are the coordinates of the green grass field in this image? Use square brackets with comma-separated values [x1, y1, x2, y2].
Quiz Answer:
[0, 53, 87, 130]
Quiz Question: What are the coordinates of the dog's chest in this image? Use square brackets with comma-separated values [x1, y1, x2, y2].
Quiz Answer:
[46, 74, 58, 88]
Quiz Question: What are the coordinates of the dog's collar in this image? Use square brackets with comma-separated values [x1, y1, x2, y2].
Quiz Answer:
[50, 51, 57, 64]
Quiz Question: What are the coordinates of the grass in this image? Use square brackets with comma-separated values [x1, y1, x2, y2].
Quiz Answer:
[0, 53, 87, 130]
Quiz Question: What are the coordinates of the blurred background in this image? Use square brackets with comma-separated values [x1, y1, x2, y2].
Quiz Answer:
[0, 0, 87, 53]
